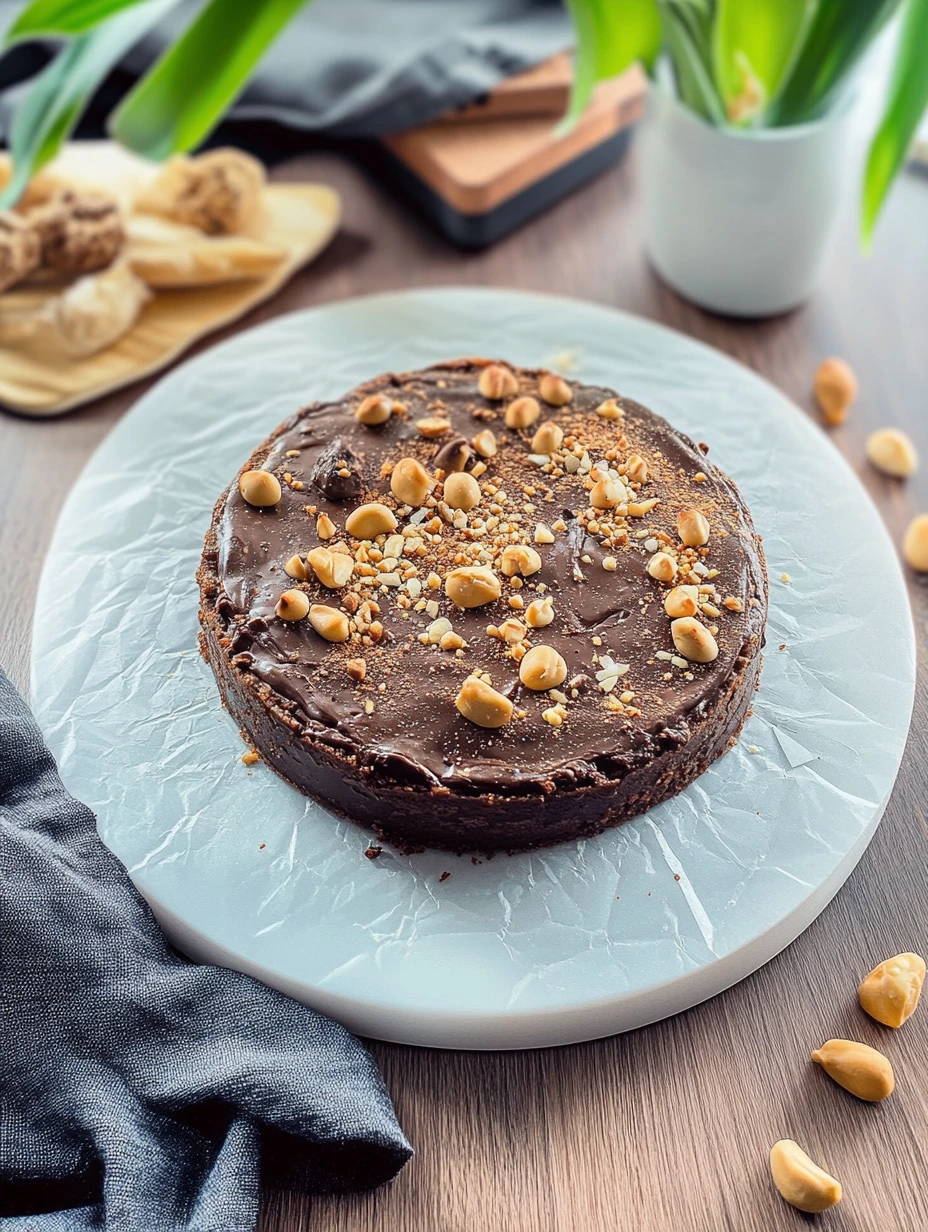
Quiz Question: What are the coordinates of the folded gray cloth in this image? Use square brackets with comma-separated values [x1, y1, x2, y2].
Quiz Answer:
[0, 667, 411, 1232]
[123, 0, 571, 136]
[0, 0, 570, 139]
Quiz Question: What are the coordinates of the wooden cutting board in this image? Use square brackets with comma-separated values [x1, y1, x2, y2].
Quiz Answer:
[0, 142, 340, 417]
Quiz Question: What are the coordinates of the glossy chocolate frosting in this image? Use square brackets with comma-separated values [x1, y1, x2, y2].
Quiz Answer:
[202, 361, 766, 834]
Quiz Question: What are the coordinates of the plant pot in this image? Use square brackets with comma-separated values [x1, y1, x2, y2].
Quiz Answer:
[640, 83, 856, 317]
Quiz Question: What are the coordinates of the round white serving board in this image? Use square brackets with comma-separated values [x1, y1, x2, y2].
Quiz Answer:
[31, 288, 915, 1050]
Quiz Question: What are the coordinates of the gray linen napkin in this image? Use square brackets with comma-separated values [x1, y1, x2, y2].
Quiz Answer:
[0, 667, 411, 1232]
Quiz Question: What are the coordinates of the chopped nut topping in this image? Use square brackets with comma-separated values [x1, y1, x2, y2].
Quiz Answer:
[316, 513, 336, 539]
[534, 523, 555, 544]
[345, 502, 398, 539]
[590, 479, 623, 510]
[444, 472, 481, 511]
[346, 657, 367, 681]
[472, 429, 498, 458]
[525, 597, 554, 628]
[478, 363, 518, 400]
[519, 645, 567, 691]
[355, 393, 395, 426]
[239, 469, 281, 508]
[531, 421, 564, 455]
[647, 552, 678, 583]
[416, 416, 451, 439]
[499, 545, 542, 577]
[284, 554, 307, 581]
[677, 507, 710, 547]
[539, 373, 573, 407]
[595, 398, 623, 420]
[671, 616, 718, 663]
[276, 589, 309, 621]
[455, 674, 512, 727]
[505, 396, 540, 430]
[664, 585, 699, 618]
[445, 566, 502, 608]
[306, 546, 354, 588]
[390, 457, 434, 506]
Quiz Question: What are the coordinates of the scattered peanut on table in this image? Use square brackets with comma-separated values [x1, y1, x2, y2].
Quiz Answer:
[811, 1039, 895, 1102]
[858, 952, 926, 1028]
[769, 1140, 842, 1213]
[813, 356, 857, 426]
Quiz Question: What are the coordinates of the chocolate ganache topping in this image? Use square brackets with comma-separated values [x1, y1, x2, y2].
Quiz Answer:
[201, 359, 767, 851]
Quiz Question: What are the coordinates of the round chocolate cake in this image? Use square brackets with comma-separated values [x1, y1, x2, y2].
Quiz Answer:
[198, 360, 767, 852]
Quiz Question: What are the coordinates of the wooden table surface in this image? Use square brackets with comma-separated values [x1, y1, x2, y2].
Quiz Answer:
[1, 146, 926, 1232]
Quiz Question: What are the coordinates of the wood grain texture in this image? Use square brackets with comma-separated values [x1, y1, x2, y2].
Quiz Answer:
[1, 148, 926, 1232]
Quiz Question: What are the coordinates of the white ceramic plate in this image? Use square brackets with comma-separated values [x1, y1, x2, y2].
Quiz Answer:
[31, 288, 915, 1049]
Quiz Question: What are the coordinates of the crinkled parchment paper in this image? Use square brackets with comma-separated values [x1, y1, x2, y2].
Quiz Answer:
[31, 289, 915, 1048]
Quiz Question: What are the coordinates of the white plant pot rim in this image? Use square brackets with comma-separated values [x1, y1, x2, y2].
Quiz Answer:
[649, 73, 857, 143]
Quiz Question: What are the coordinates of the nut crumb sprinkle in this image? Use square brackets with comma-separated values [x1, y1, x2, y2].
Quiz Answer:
[221, 362, 762, 753]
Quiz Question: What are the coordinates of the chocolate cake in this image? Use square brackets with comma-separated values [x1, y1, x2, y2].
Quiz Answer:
[198, 360, 767, 852]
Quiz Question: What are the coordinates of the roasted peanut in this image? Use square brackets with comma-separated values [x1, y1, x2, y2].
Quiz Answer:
[903, 515, 928, 571]
[505, 396, 540, 430]
[519, 644, 567, 691]
[499, 545, 542, 577]
[664, 585, 699, 619]
[858, 952, 925, 1027]
[811, 1039, 895, 1102]
[625, 454, 648, 484]
[455, 674, 512, 727]
[539, 372, 572, 406]
[316, 513, 336, 539]
[345, 502, 398, 539]
[355, 393, 394, 426]
[472, 428, 498, 458]
[444, 471, 481, 511]
[275, 588, 309, 621]
[445, 566, 502, 608]
[531, 421, 564, 455]
[671, 616, 718, 663]
[478, 363, 517, 400]
[534, 523, 555, 544]
[595, 398, 623, 420]
[284, 554, 307, 581]
[647, 552, 678, 583]
[416, 416, 450, 438]
[525, 597, 554, 628]
[390, 457, 434, 506]
[239, 469, 281, 508]
[308, 603, 350, 642]
[867, 428, 918, 477]
[814, 357, 857, 426]
[769, 1140, 842, 1214]
[590, 478, 623, 510]
[306, 546, 353, 588]
[677, 507, 710, 547]
[496, 617, 527, 644]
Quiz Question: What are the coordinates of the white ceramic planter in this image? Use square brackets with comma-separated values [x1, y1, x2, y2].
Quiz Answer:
[640, 84, 856, 317]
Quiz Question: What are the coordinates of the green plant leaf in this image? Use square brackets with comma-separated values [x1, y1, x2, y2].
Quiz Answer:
[862, 0, 928, 244]
[0, 0, 176, 208]
[5, 0, 152, 42]
[768, 0, 902, 126]
[658, 0, 726, 124]
[563, 0, 662, 125]
[712, 0, 812, 125]
[109, 0, 310, 159]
